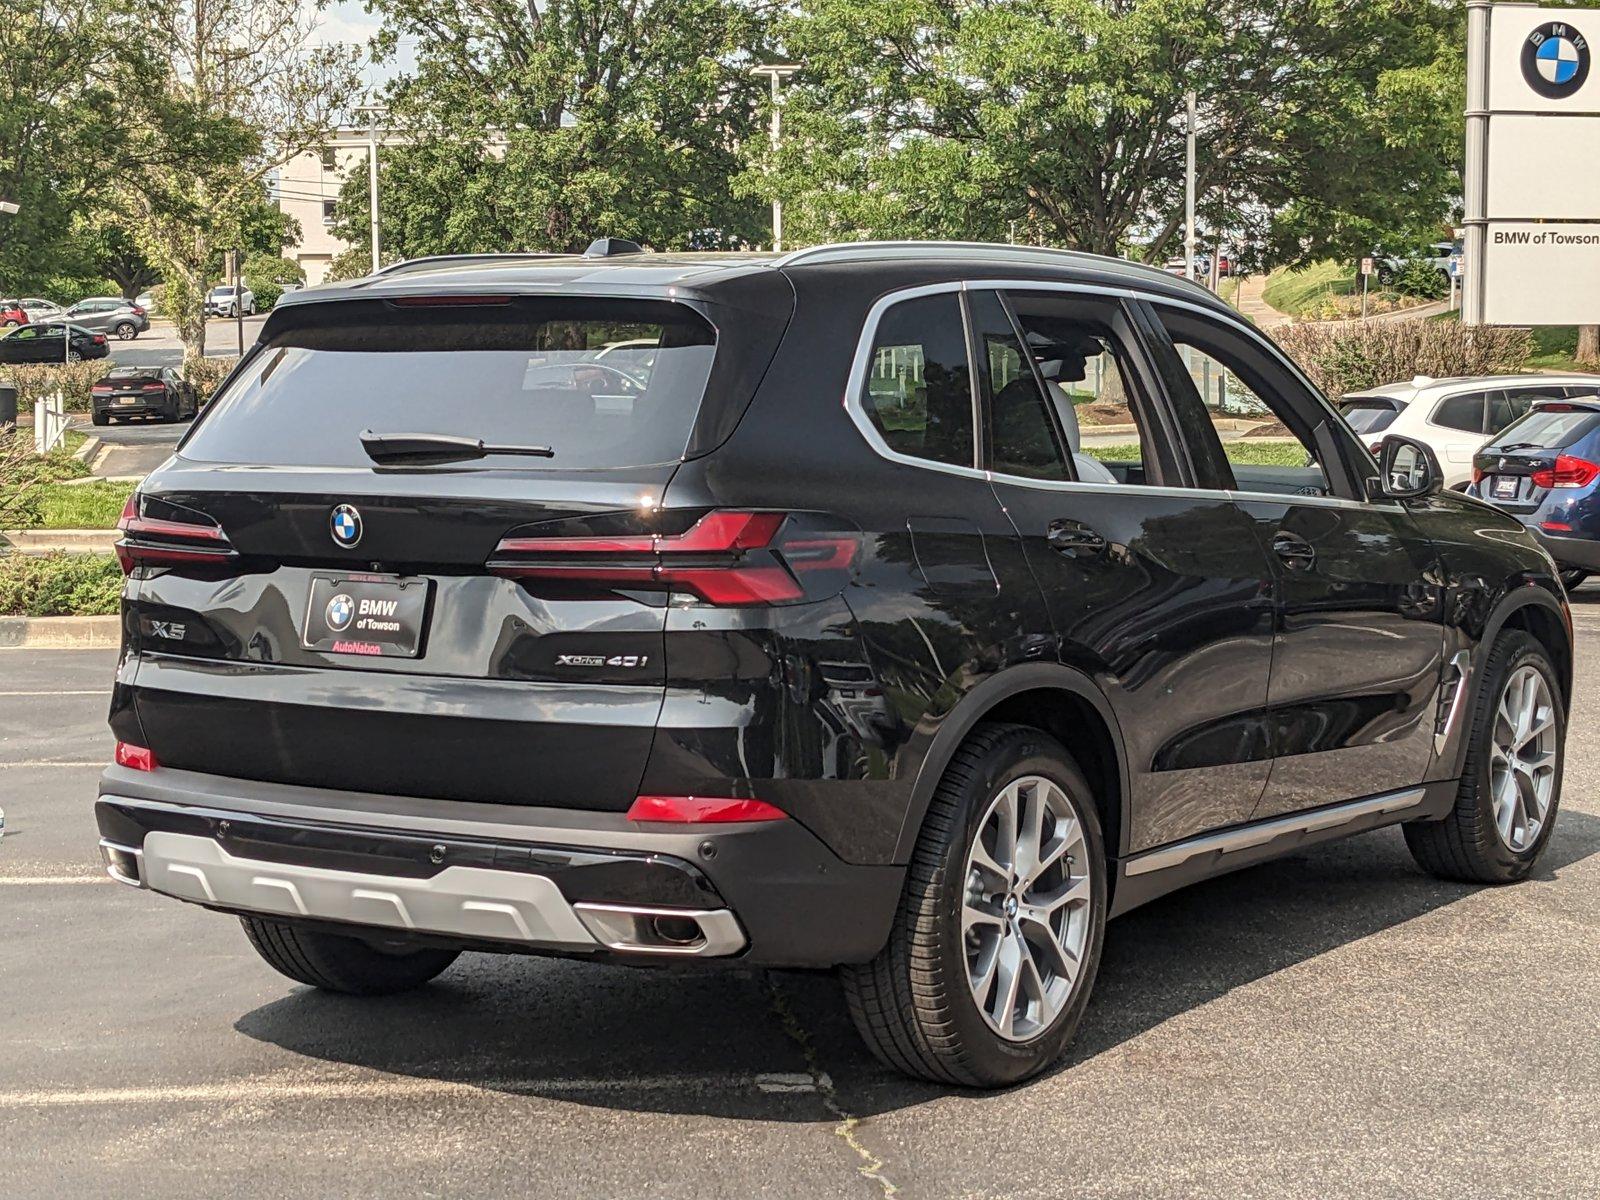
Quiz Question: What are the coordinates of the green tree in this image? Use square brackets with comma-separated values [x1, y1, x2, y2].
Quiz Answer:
[336, 0, 771, 260]
[115, 0, 359, 363]
[755, 0, 1460, 267]
[0, 1, 148, 292]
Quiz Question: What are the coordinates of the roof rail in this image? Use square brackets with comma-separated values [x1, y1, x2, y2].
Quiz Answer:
[370, 252, 567, 278]
[771, 240, 1116, 270]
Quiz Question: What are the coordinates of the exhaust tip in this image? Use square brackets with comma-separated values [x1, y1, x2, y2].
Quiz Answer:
[572, 902, 745, 957]
[98, 839, 146, 888]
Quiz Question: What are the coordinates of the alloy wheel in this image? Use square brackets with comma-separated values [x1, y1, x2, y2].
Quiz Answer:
[962, 775, 1093, 1042]
[1489, 664, 1558, 852]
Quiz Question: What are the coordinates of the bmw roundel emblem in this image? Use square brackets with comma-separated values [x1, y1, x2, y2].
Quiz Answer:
[1522, 21, 1590, 100]
[325, 593, 355, 632]
[330, 504, 363, 548]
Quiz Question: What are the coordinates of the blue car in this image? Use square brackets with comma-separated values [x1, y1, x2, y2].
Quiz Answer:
[1470, 395, 1600, 589]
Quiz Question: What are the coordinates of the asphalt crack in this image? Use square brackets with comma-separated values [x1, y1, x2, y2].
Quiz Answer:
[764, 972, 900, 1197]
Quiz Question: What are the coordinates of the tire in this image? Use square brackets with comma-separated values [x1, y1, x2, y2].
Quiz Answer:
[841, 723, 1108, 1087]
[240, 915, 460, 995]
[90, 410, 108, 427]
[1559, 569, 1587, 592]
[1404, 630, 1564, 884]
[114, 321, 136, 340]
[66, 350, 81, 363]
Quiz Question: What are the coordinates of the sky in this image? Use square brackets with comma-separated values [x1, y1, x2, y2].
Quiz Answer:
[304, 1, 414, 91]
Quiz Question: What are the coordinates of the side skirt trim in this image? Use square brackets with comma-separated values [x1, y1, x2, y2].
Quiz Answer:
[1124, 787, 1428, 878]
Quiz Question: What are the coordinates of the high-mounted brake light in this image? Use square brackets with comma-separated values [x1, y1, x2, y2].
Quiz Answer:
[488, 510, 857, 606]
[627, 795, 788, 823]
[116, 493, 237, 574]
[114, 741, 158, 772]
[390, 294, 513, 307]
[1530, 455, 1600, 490]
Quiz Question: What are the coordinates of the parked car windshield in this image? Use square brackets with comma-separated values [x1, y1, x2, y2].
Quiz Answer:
[1339, 396, 1405, 435]
[182, 297, 718, 470]
[1485, 407, 1600, 452]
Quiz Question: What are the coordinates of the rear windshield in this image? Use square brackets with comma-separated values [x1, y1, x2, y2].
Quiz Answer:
[182, 298, 717, 469]
[1339, 397, 1404, 435]
[1486, 408, 1600, 452]
[106, 366, 153, 380]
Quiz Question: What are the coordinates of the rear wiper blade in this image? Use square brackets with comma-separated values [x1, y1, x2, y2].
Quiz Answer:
[1490, 442, 1544, 453]
[359, 431, 554, 465]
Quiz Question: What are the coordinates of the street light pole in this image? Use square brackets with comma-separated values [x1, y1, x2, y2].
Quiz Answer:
[1184, 91, 1197, 282]
[750, 64, 800, 252]
[357, 103, 388, 272]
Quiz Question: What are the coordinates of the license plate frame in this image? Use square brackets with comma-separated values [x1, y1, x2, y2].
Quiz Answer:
[302, 573, 430, 658]
[1492, 475, 1520, 500]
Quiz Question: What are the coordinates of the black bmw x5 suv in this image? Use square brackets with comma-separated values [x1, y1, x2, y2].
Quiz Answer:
[98, 242, 1572, 1087]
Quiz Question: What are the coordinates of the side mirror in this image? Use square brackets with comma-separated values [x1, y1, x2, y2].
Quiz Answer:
[1373, 435, 1442, 499]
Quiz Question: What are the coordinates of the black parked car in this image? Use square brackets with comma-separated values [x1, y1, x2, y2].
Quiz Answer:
[96, 242, 1572, 1087]
[0, 321, 109, 364]
[89, 366, 199, 426]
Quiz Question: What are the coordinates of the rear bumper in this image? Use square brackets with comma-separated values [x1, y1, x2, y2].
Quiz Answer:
[1528, 526, 1600, 573]
[96, 767, 904, 968]
[94, 400, 169, 417]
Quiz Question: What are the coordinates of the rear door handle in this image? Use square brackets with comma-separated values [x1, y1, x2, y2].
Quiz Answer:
[1271, 530, 1316, 570]
[1047, 519, 1107, 557]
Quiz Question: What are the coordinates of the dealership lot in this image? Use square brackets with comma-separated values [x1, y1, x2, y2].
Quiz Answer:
[3, 619, 1599, 1199]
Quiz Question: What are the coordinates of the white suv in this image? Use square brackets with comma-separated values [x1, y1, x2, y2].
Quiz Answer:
[1340, 374, 1600, 489]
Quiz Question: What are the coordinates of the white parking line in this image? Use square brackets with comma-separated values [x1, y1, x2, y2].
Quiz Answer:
[0, 762, 106, 768]
[0, 1071, 812, 1109]
[0, 875, 113, 886]
[0, 691, 109, 697]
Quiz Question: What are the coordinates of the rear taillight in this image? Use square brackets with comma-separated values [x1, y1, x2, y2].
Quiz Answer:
[92, 334, 106, 344]
[1368, 441, 1384, 456]
[91, 385, 112, 395]
[130, 305, 146, 315]
[1541, 520, 1574, 532]
[1471, 467, 1485, 485]
[627, 795, 787, 823]
[114, 741, 158, 771]
[141, 382, 164, 392]
[1530, 455, 1600, 490]
[116, 493, 237, 574]
[488, 510, 858, 606]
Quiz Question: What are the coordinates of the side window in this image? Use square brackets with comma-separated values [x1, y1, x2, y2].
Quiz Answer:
[1432, 392, 1489, 434]
[860, 293, 975, 468]
[967, 291, 1069, 481]
[1005, 290, 1178, 487]
[1155, 307, 1339, 498]
[1494, 388, 1558, 430]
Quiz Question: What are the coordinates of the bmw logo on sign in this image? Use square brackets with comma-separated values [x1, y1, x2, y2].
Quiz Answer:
[330, 504, 363, 548]
[1522, 21, 1590, 99]
[325, 593, 355, 632]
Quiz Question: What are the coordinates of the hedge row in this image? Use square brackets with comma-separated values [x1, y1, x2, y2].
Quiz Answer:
[1270, 320, 1535, 397]
[4, 355, 241, 413]
[0, 551, 122, 616]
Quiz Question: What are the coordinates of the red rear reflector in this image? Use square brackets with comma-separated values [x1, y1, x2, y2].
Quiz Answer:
[1541, 521, 1574, 532]
[114, 741, 158, 771]
[627, 795, 788, 823]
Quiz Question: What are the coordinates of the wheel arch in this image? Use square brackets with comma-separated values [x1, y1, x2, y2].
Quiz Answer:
[892, 663, 1132, 865]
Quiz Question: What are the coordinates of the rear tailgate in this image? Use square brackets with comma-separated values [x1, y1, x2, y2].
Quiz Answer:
[118, 291, 787, 811]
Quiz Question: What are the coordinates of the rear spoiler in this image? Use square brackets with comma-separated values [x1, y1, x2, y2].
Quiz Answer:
[1532, 396, 1600, 414]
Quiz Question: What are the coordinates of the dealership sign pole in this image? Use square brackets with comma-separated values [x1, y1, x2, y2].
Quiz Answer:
[1464, 2, 1600, 325]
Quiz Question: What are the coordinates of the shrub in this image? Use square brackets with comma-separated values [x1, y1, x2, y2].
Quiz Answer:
[1271, 320, 1535, 397]
[1, 361, 109, 412]
[244, 253, 305, 312]
[182, 355, 241, 403]
[0, 551, 123, 616]
[1393, 258, 1449, 301]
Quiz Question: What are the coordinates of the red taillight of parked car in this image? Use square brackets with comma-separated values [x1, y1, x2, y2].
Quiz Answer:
[626, 795, 788, 823]
[129, 306, 146, 316]
[1471, 467, 1485, 485]
[487, 510, 859, 606]
[92, 334, 106, 344]
[114, 741, 159, 772]
[115, 492, 237, 575]
[91, 385, 113, 396]
[1530, 455, 1600, 489]
[141, 382, 165, 392]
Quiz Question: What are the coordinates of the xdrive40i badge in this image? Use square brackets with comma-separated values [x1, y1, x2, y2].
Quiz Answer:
[1522, 20, 1590, 99]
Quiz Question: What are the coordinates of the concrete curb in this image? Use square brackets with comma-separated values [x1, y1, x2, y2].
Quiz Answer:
[0, 528, 119, 555]
[72, 434, 102, 463]
[0, 614, 121, 649]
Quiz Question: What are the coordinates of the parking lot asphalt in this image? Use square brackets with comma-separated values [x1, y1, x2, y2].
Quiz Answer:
[3, 604, 1599, 1199]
